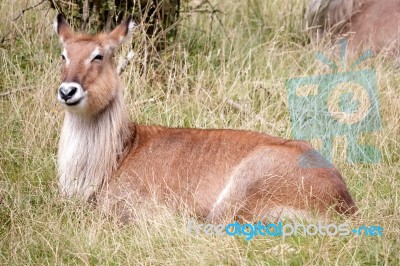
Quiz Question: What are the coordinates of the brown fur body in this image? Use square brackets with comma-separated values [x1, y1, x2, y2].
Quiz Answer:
[54, 14, 357, 223]
[307, 0, 400, 56]
[102, 124, 356, 222]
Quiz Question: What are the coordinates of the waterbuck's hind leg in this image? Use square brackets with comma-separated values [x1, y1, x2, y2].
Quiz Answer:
[205, 148, 273, 223]
[206, 143, 357, 223]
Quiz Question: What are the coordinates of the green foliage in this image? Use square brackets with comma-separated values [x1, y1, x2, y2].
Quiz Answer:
[49, 0, 181, 48]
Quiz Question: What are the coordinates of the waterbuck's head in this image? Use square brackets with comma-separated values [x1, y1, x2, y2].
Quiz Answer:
[54, 14, 135, 116]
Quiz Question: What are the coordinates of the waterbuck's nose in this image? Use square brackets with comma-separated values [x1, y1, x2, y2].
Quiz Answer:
[59, 85, 77, 101]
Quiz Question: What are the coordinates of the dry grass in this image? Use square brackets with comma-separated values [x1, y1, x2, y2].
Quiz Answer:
[0, 0, 399, 264]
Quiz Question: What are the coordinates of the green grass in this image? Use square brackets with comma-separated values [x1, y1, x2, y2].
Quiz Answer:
[1, 0, 399, 264]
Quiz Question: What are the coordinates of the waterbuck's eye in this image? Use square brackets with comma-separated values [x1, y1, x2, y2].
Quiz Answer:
[92, 54, 103, 61]
[61, 54, 65, 60]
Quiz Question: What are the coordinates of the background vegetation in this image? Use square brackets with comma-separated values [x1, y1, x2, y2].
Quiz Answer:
[48, 0, 181, 49]
[1, 0, 399, 264]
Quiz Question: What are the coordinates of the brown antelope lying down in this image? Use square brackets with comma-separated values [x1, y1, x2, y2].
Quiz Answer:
[54, 14, 357, 223]
[306, 0, 400, 56]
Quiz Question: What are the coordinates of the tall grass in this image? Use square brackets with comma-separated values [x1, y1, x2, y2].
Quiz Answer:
[1, 0, 399, 264]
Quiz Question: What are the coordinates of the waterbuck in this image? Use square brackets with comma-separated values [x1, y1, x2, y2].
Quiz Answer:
[54, 14, 357, 223]
[307, 0, 400, 56]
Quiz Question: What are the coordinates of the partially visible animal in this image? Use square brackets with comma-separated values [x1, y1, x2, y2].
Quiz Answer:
[306, 0, 400, 56]
[53, 14, 357, 223]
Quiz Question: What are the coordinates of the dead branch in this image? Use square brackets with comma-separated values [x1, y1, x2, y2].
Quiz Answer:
[81, 0, 89, 30]
[11, 0, 46, 21]
[118, 50, 135, 75]
[0, 87, 34, 97]
[225, 98, 267, 124]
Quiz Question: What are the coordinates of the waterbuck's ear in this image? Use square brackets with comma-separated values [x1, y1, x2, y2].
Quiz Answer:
[53, 14, 73, 43]
[108, 15, 136, 49]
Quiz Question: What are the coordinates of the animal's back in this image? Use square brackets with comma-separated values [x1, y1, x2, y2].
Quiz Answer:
[348, 0, 400, 54]
[307, 0, 400, 55]
[106, 125, 357, 221]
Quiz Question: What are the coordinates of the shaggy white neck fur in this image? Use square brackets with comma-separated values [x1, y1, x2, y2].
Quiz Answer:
[58, 91, 131, 200]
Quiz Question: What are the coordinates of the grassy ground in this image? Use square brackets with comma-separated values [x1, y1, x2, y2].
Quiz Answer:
[1, 0, 399, 264]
